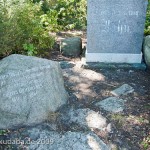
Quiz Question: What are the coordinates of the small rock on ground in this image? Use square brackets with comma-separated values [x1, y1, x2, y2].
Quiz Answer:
[95, 97, 125, 113]
[111, 84, 134, 96]
[59, 61, 75, 69]
[60, 37, 82, 57]
[59, 108, 110, 132]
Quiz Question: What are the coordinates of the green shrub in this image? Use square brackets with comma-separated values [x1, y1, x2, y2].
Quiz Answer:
[145, 0, 150, 35]
[0, 0, 55, 57]
[33, 0, 87, 30]
[40, 9, 60, 32]
[0, 0, 18, 56]
[14, 2, 55, 55]
[55, 0, 87, 30]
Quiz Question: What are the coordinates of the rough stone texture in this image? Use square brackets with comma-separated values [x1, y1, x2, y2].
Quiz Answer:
[143, 35, 150, 67]
[111, 84, 134, 96]
[0, 54, 68, 129]
[61, 37, 82, 57]
[87, 0, 148, 54]
[59, 108, 110, 132]
[10, 127, 110, 150]
[95, 97, 125, 113]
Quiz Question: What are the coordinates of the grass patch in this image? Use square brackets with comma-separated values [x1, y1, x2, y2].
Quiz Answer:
[141, 135, 150, 150]
[0, 130, 8, 135]
[143, 104, 150, 109]
[110, 114, 126, 128]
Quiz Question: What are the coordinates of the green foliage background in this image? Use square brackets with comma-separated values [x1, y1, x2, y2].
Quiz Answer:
[145, 0, 150, 35]
[0, 0, 56, 57]
[37, 0, 87, 30]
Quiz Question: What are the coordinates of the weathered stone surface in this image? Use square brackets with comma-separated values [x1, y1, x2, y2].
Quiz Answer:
[61, 37, 82, 57]
[9, 127, 110, 150]
[143, 35, 150, 67]
[59, 108, 110, 131]
[86, 0, 148, 63]
[111, 84, 134, 96]
[0, 54, 68, 129]
[95, 97, 125, 113]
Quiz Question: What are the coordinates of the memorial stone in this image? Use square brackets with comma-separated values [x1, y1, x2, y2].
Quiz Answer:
[86, 0, 148, 63]
[0, 54, 68, 129]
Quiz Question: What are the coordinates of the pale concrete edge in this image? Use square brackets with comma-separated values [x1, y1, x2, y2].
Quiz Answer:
[85, 52, 142, 63]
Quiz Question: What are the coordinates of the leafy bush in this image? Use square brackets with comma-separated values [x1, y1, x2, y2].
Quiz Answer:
[0, 0, 18, 56]
[145, 0, 150, 35]
[34, 0, 87, 30]
[40, 9, 60, 32]
[0, 0, 55, 57]
[55, 0, 87, 30]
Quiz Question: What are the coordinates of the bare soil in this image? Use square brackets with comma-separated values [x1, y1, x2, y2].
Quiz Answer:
[48, 30, 150, 149]
[61, 64, 150, 149]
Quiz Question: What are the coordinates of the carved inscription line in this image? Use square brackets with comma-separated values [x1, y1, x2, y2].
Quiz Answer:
[0, 72, 44, 87]
[117, 20, 130, 33]
[4, 84, 43, 99]
[0, 65, 53, 80]
[91, 9, 139, 17]
[88, 19, 131, 34]
[0, 65, 53, 101]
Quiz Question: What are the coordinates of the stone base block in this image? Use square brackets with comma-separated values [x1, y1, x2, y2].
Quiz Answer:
[86, 52, 142, 63]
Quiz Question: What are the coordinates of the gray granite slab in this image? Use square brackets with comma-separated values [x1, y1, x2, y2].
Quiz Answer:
[87, 0, 148, 54]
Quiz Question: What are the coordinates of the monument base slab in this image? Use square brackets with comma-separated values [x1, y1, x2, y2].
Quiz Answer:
[86, 52, 142, 63]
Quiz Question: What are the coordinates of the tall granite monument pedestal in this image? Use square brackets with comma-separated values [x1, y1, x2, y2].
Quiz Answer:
[86, 0, 148, 63]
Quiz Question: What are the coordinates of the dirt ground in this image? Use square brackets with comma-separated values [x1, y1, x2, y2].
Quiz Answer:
[62, 64, 150, 149]
[48, 30, 150, 149]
